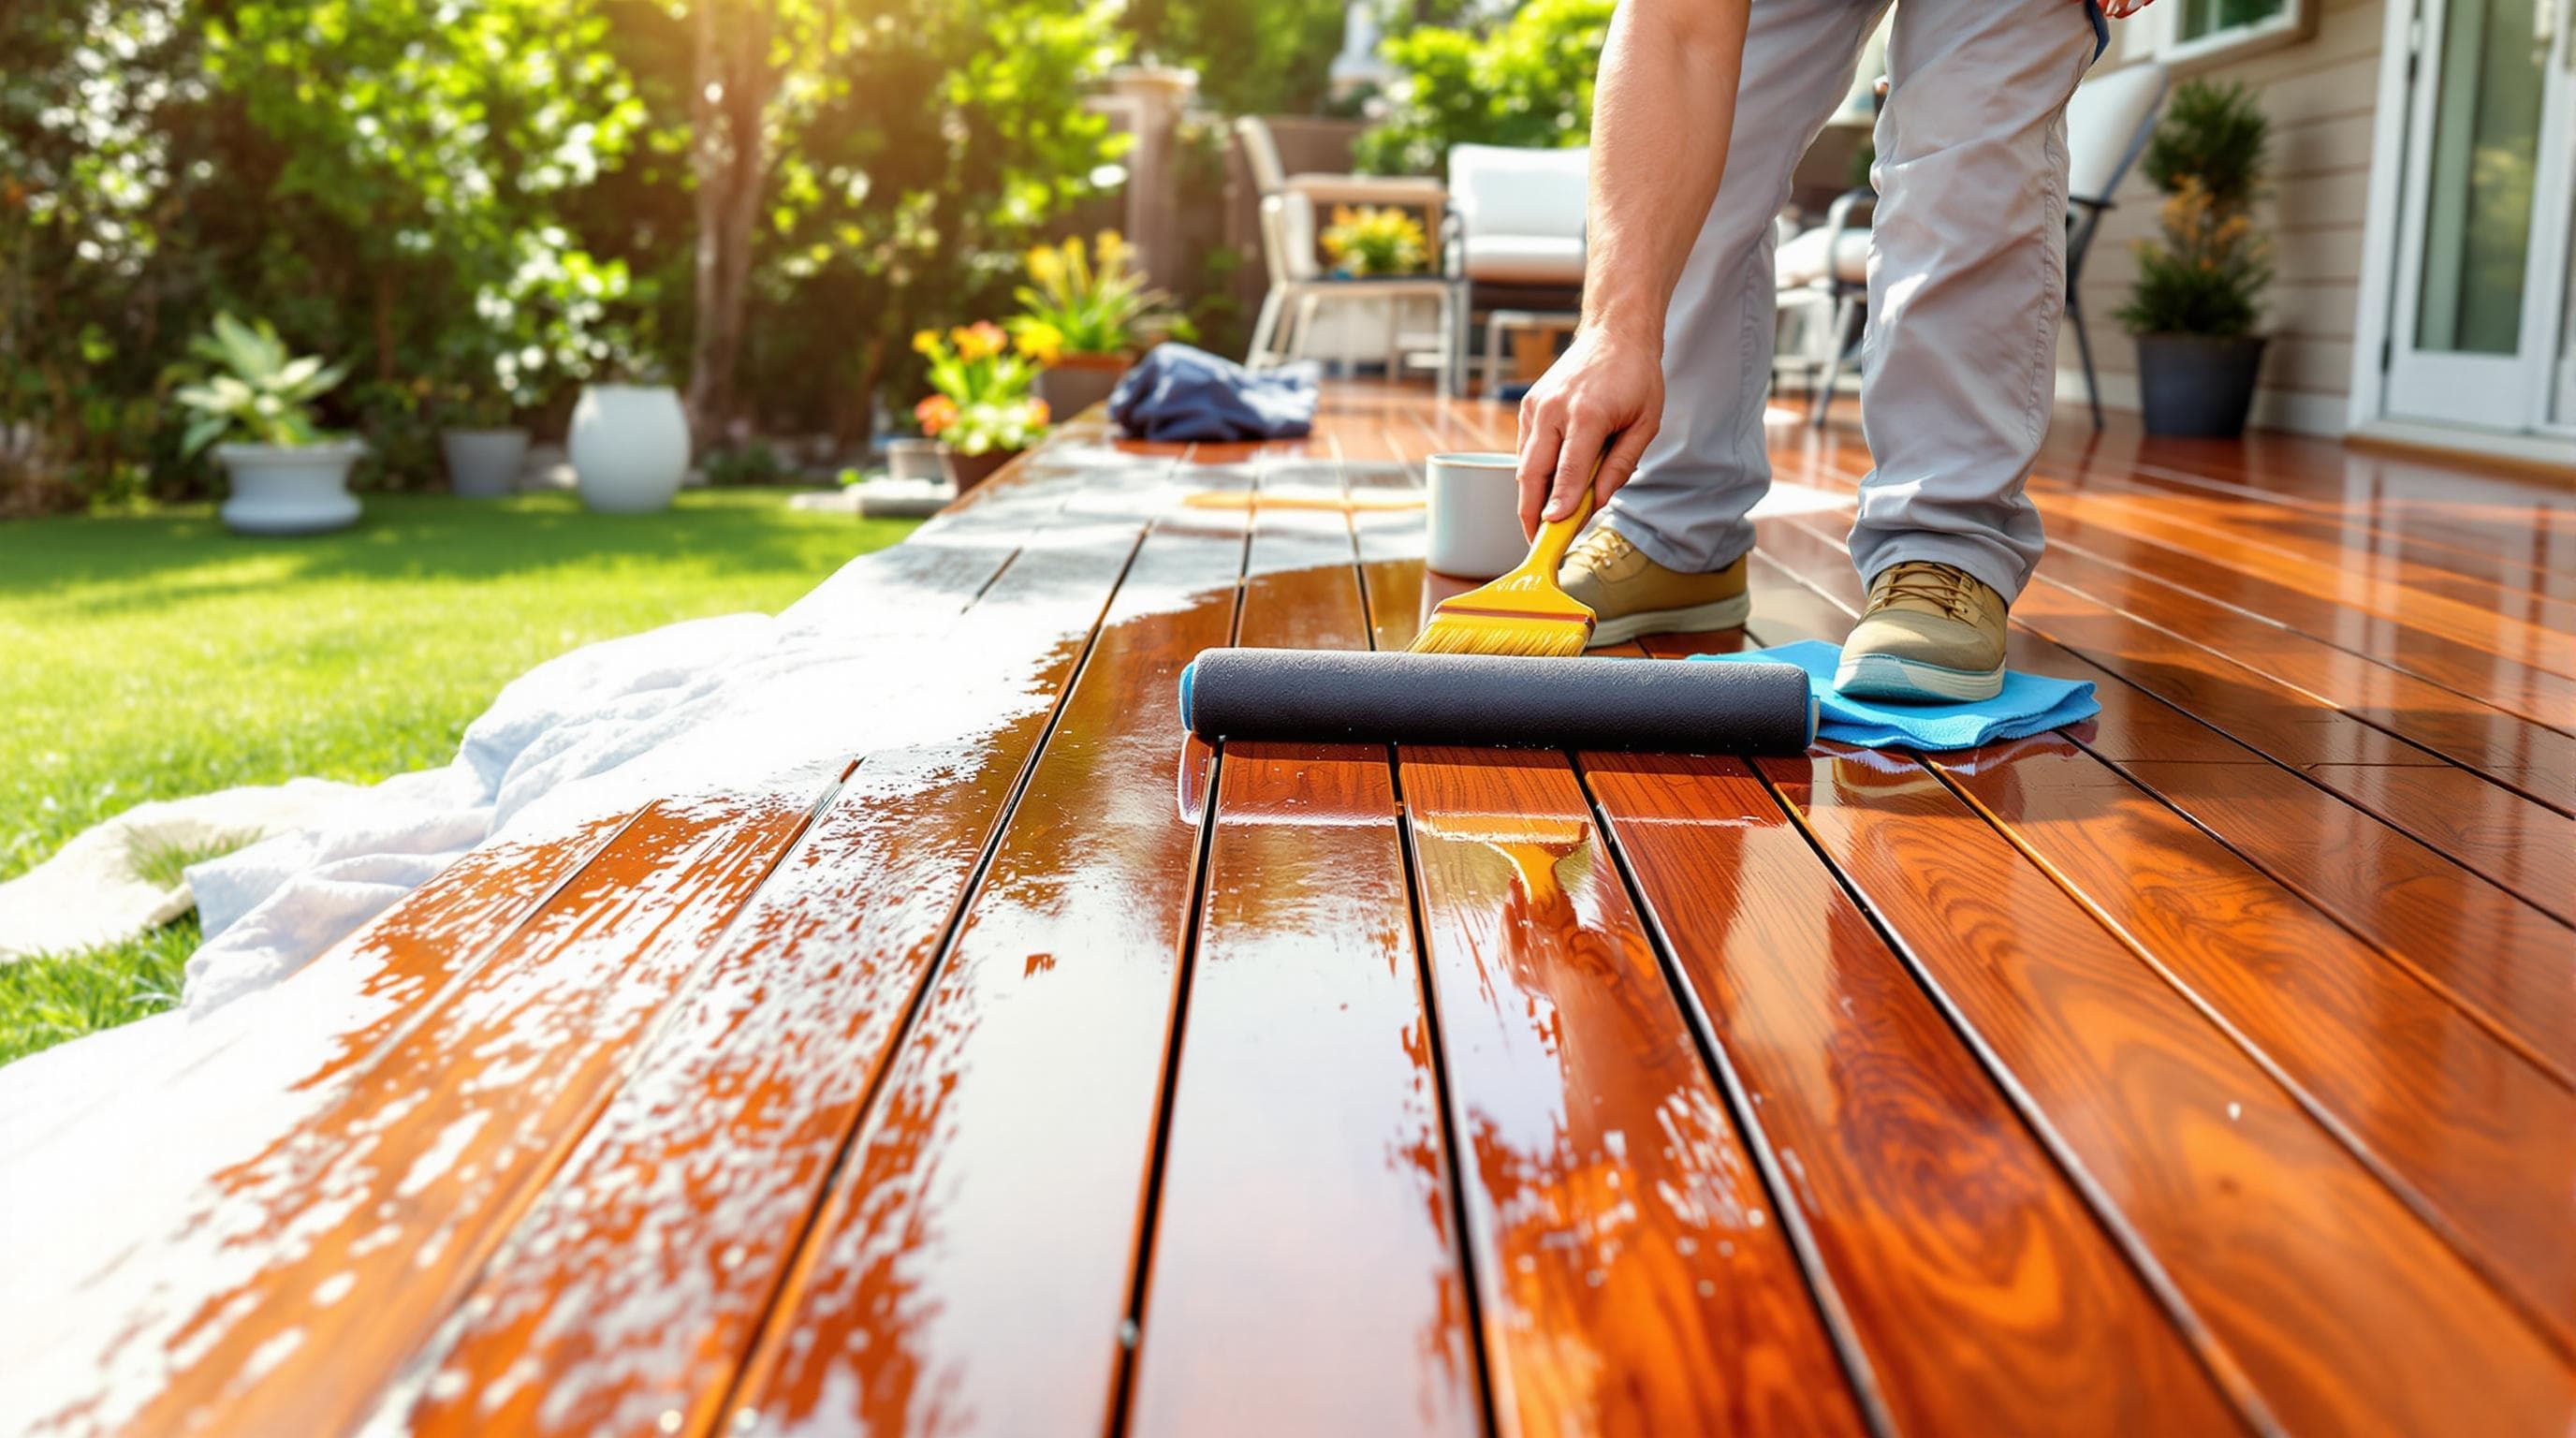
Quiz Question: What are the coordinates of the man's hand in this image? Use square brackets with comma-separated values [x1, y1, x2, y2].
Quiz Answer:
[1515, 326, 1664, 539]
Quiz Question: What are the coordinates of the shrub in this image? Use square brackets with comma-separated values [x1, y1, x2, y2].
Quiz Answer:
[173, 314, 348, 454]
[2118, 81, 2274, 339]
[1354, 0, 1613, 176]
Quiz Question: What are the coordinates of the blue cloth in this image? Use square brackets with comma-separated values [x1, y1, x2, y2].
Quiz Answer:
[1109, 344, 1320, 442]
[1690, 639, 2098, 752]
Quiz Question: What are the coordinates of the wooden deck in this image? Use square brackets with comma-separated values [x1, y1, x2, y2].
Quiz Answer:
[13, 385, 2574, 1437]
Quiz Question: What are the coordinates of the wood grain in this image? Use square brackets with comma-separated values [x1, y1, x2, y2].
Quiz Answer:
[1764, 744, 2576, 1436]
[1579, 750, 2253, 1435]
[399, 485, 1177, 1436]
[720, 447, 1263, 1438]
[1128, 450, 1483, 1438]
[1737, 544, 2576, 1093]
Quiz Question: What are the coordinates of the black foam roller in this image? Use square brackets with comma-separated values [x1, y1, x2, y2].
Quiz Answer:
[1179, 649, 1817, 754]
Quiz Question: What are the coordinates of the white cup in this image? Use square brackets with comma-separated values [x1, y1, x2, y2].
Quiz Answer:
[1425, 451, 1530, 579]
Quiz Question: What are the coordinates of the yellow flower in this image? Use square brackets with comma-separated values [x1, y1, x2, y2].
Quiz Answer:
[1094, 229, 1127, 268]
[1014, 320, 1064, 365]
[1026, 243, 1064, 288]
[911, 329, 941, 359]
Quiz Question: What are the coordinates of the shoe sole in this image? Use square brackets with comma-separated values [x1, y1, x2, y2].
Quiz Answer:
[1834, 652, 2004, 702]
[1583, 593, 1753, 648]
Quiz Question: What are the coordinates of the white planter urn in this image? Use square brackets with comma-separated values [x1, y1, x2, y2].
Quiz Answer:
[442, 427, 531, 499]
[568, 384, 689, 514]
[214, 441, 365, 536]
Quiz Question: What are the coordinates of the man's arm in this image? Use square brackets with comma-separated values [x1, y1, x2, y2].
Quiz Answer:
[1515, 0, 1749, 537]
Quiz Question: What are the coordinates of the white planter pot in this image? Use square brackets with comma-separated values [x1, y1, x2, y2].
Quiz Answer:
[442, 427, 531, 498]
[884, 436, 944, 483]
[568, 385, 690, 514]
[213, 441, 365, 536]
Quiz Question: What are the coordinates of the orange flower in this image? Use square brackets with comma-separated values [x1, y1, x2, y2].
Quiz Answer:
[952, 320, 1008, 362]
[915, 393, 959, 436]
[1028, 398, 1049, 424]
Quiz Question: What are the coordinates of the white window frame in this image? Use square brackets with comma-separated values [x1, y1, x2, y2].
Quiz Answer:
[2149, 0, 2318, 69]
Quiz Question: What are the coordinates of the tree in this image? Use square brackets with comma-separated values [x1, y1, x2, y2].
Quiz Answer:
[676, 0, 1129, 444]
[203, 0, 645, 387]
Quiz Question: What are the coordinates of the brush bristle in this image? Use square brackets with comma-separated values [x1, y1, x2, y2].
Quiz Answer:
[1406, 610, 1591, 657]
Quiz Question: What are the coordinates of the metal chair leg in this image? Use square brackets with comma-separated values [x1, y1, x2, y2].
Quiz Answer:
[1812, 293, 1859, 431]
[2070, 291, 2104, 431]
[1485, 313, 1508, 402]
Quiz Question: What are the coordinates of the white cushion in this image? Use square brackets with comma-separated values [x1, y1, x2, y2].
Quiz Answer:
[2066, 64, 2168, 204]
[1775, 226, 1870, 287]
[1447, 143, 1588, 242]
[1459, 234, 1585, 285]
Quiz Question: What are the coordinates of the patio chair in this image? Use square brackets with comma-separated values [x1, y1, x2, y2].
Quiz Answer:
[1444, 143, 1590, 396]
[1777, 62, 2169, 430]
[1234, 116, 1448, 238]
[1247, 191, 1459, 377]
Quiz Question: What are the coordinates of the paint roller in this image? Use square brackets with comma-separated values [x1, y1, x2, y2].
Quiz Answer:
[1178, 650, 1817, 755]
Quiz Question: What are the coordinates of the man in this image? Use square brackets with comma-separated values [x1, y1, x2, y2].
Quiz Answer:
[1513, 0, 2144, 700]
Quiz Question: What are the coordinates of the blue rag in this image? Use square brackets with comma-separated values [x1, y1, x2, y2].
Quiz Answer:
[1109, 344, 1320, 442]
[1690, 639, 2098, 752]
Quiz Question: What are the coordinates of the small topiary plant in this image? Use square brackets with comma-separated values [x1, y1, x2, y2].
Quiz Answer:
[2118, 81, 2274, 338]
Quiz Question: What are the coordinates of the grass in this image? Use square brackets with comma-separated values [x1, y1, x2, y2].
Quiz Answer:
[0, 488, 917, 1064]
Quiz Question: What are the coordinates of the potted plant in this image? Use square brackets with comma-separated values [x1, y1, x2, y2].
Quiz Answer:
[568, 362, 689, 514]
[2118, 81, 2274, 438]
[1007, 230, 1184, 418]
[175, 314, 365, 536]
[1320, 205, 1432, 277]
[432, 374, 530, 499]
[913, 322, 1051, 491]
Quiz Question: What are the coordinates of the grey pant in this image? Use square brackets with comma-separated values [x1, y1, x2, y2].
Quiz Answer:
[1599, 0, 2100, 601]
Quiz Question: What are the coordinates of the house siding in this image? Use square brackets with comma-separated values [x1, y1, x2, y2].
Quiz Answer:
[2061, 0, 2389, 435]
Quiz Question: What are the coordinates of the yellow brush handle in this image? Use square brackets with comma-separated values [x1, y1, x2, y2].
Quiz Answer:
[1514, 457, 1602, 580]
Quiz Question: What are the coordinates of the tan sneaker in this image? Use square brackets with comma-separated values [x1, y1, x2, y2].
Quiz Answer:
[1836, 561, 2009, 701]
[1557, 525, 1750, 647]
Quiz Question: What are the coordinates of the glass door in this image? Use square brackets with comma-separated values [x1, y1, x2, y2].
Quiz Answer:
[2382, 0, 2575, 434]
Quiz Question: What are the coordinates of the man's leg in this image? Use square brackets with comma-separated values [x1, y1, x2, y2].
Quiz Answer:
[1597, 0, 1889, 576]
[1848, 0, 2097, 600]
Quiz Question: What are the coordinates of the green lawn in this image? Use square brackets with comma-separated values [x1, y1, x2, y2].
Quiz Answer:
[0, 489, 917, 1064]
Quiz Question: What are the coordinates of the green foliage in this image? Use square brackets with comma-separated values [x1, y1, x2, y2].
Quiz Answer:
[1320, 204, 1430, 276]
[1009, 230, 1179, 358]
[1354, 0, 1613, 176]
[172, 313, 348, 453]
[2117, 180, 2273, 337]
[2138, 80, 2269, 212]
[1120, 0, 1351, 117]
[0, 917, 198, 1067]
[2120, 81, 2274, 338]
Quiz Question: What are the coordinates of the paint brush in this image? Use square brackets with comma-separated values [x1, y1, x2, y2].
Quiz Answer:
[1406, 455, 1599, 658]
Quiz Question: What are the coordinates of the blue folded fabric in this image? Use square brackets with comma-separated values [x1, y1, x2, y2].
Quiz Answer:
[1108, 343, 1321, 442]
[1690, 638, 2098, 752]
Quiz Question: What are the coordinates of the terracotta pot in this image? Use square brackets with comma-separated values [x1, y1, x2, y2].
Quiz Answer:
[1036, 353, 1129, 420]
[941, 446, 1022, 492]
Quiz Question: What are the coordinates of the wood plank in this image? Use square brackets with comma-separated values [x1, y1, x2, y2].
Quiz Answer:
[1758, 743, 2576, 1437]
[1933, 735, 2576, 1349]
[721, 446, 1264, 1438]
[1126, 448, 1484, 1438]
[23, 791, 831, 1438]
[1578, 750, 2254, 1435]
[393, 461, 1185, 1437]
[2026, 504, 2576, 738]
[1739, 545, 2576, 1088]
[1351, 428, 1870, 1438]
[1757, 512, 2576, 926]
[1399, 745, 1868, 1438]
